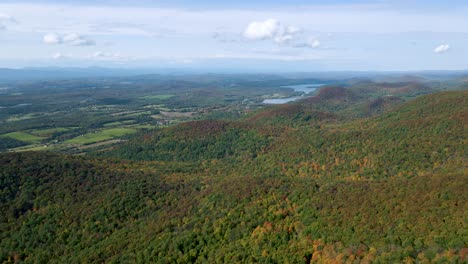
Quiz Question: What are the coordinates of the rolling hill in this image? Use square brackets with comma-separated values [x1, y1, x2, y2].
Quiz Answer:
[0, 90, 466, 263]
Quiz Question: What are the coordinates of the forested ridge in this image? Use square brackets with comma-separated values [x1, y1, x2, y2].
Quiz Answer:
[1, 90, 467, 263]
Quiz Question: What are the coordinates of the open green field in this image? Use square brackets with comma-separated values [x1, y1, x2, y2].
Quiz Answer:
[65, 128, 137, 145]
[0, 131, 44, 143]
[29, 127, 71, 136]
[127, 124, 158, 129]
[142, 104, 171, 111]
[103, 120, 135, 127]
[122, 111, 151, 117]
[11, 144, 54, 152]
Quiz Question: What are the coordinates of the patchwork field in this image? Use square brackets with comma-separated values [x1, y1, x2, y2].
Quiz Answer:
[1, 73, 465, 156]
[66, 128, 137, 145]
[0, 131, 44, 143]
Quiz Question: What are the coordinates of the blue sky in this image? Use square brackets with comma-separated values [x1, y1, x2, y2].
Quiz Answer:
[0, 0, 467, 71]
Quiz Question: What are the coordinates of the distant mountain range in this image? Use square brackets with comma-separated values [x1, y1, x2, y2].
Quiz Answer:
[1, 67, 467, 83]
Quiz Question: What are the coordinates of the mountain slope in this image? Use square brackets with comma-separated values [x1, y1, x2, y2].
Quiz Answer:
[0, 91, 466, 263]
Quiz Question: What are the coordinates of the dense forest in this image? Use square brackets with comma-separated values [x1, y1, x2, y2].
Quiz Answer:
[0, 86, 467, 263]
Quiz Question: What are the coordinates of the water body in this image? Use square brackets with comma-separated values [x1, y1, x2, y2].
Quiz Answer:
[263, 84, 324, 104]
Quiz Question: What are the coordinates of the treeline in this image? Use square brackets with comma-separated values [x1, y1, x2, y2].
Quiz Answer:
[0, 138, 28, 151]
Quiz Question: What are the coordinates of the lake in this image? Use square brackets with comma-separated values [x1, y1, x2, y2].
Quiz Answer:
[263, 84, 324, 104]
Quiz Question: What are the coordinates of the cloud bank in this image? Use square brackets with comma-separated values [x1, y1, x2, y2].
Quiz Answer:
[43, 33, 95, 46]
[0, 13, 18, 30]
[308, 39, 321, 48]
[434, 44, 450, 54]
[43, 33, 61, 44]
[243, 19, 301, 45]
[92, 51, 123, 60]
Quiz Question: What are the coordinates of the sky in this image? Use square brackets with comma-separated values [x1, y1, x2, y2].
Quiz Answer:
[0, 0, 467, 71]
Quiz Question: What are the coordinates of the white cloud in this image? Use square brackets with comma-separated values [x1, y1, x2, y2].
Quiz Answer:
[291, 38, 321, 49]
[0, 13, 18, 31]
[285, 26, 301, 35]
[52, 52, 66, 59]
[63, 33, 95, 46]
[244, 19, 281, 40]
[50, 51, 124, 61]
[308, 39, 321, 48]
[49, 51, 124, 61]
[274, 34, 293, 44]
[434, 44, 450, 53]
[43, 33, 61, 44]
[0, 13, 18, 24]
[91, 51, 122, 60]
[212, 32, 240, 43]
[43, 33, 95, 46]
[243, 19, 300, 45]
